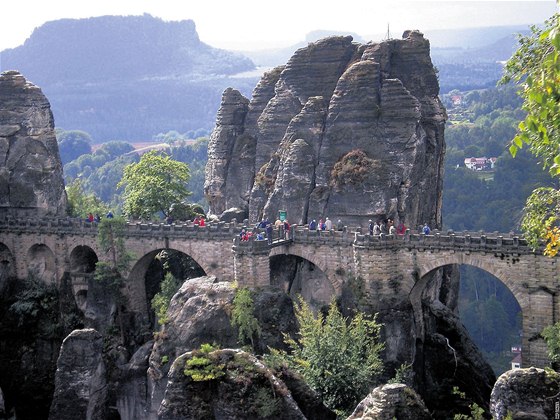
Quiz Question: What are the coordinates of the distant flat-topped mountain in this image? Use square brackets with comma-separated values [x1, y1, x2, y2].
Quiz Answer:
[0, 15, 257, 141]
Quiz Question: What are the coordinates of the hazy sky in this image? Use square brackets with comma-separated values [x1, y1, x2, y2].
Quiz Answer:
[0, 1, 557, 52]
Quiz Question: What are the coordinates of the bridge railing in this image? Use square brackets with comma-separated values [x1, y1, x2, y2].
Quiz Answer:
[0, 216, 252, 239]
[286, 225, 540, 254]
[0, 216, 543, 254]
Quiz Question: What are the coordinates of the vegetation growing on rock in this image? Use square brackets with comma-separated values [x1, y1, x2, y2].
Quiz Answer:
[230, 286, 261, 349]
[280, 296, 384, 415]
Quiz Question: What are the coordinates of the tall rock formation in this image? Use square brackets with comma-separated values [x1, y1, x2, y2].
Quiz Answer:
[0, 70, 67, 217]
[205, 31, 446, 229]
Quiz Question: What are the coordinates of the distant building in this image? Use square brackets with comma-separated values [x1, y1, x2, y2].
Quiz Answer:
[511, 353, 522, 370]
[451, 95, 463, 106]
[464, 157, 497, 171]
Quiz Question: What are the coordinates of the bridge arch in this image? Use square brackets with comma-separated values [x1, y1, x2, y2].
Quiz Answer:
[125, 248, 207, 316]
[69, 245, 98, 274]
[269, 245, 343, 309]
[0, 243, 16, 287]
[411, 251, 552, 368]
[415, 253, 527, 310]
[68, 245, 99, 311]
[26, 244, 56, 284]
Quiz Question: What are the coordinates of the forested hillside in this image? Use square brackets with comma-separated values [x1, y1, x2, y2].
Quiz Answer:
[0, 15, 258, 141]
[442, 85, 557, 373]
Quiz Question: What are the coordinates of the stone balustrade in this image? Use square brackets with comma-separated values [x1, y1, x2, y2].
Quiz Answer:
[0, 216, 541, 255]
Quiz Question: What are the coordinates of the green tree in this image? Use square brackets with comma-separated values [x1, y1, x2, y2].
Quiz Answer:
[95, 216, 133, 342]
[151, 272, 181, 325]
[542, 322, 560, 368]
[56, 129, 92, 164]
[283, 297, 384, 415]
[230, 287, 261, 349]
[501, 12, 560, 254]
[118, 150, 191, 219]
[65, 178, 108, 218]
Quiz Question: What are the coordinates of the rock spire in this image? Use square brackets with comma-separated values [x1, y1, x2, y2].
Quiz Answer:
[205, 31, 446, 229]
[0, 70, 67, 217]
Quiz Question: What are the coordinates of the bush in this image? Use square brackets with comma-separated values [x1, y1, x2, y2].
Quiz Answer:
[330, 149, 380, 190]
[183, 343, 225, 381]
[282, 296, 384, 414]
[230, 287, 261, 348]
[542, 322, 560, 368]
[151, 272, 182, 325]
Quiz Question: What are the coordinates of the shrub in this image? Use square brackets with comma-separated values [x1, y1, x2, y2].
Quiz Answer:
[183, 343, 225, 381]
[542, 322, 560, 368]
[330, 149, 380, 190]
[230, 287, 261, 349]
[151, 272, 182, 325]
[283, 296, 384, 414]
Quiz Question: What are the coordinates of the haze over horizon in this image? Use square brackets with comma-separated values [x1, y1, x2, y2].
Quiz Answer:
[0, 0, 557, 53]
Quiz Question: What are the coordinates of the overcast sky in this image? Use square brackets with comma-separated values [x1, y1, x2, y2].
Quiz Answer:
[0, 1, 557, 52]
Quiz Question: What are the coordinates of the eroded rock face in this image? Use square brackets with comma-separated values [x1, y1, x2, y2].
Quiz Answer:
[490, 367, 560, 420]
[158, 348, 334, 420]
[48, 329, 106, 420]
[117, 341, 154, 420]
[347, 383, 432, 420]
[205, 32, 445, 229]
[0, 387, 5, 418]
[147, 276, 298, 417]
[0, 70, 67, 217]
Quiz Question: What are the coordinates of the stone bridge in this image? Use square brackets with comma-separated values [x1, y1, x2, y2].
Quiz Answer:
[0, 216, 558, 368]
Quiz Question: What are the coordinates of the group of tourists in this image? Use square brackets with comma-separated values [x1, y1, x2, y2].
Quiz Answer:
[239, 217, 291, 244]
[368, 219, 408, 236]
[367, 219, 432, 236]
[308, 217, 345, 231]
[85, 210, 114, 223]
[193, 215, 206, 226]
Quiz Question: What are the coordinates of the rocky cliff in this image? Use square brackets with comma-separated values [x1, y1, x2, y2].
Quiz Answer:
[205, 31, 446, 229]
[0, 70, 67, 217]
[490, 367, 560, 420]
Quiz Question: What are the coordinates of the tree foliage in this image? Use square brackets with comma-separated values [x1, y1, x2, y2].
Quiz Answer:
[96, 216, 132, 273]
[151, 272, 182, 325]
[65, 178, 108, 218]
[542, 322, 560, 367]
[56, 129, 92, 164]
[230, 287, 261, 348]
[118, 150, 191, 219]
[501, 13, 560, 253]
[283, 297, 384, 414]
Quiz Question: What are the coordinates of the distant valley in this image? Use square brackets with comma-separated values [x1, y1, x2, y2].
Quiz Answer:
[0, 16, 530, 142]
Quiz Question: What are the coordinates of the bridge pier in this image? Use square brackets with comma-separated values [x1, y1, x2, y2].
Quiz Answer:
[523, 288, 557, 368]
[232, 237, 271, 287]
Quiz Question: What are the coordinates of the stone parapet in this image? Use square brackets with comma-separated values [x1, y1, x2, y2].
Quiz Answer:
[0, 217, 543, 256]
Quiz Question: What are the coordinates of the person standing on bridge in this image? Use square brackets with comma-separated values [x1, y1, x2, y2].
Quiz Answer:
[423, 223, 431, 235]
[337, 219, 344, 231]
[325, 217, 332, 230]
[283, 220, 290, 239]
[266, 220, 273, 244]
